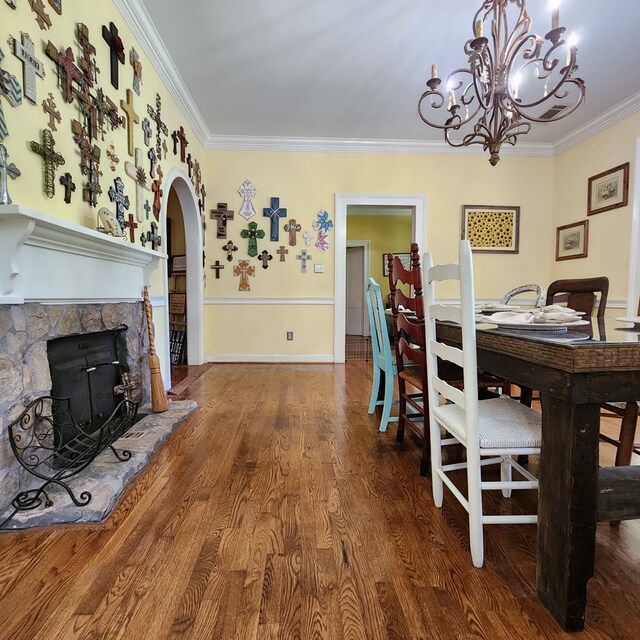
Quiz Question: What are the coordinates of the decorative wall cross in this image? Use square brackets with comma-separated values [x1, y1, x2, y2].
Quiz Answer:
[41, 92, 60, 130]
[0, 143, 21, 205]
[130, 47, 142, 95]
[303, 230, 313, 246]
[263, 197, 287, 242]
[142, 117, 152, 146]
[49, 1, 62, 14]
[237, 179, 256, 220]
[210, 260, 224, 279]
[124, 213, 138, 243]
[315, 230, 330, 252]
[162, 139, 168, 160]
[172, 126, 188, 162]
[258, 250, 273, 269]
[151, 179, 162, 221]
[296, 249, 312, 273]
[192, 159, 201, 193]
[144, 199, 150, 220]
[76, 23, 97, 86]
[10, 32, 45, 104]
[284, 219, 302, 246]
[276, 245, 288, 262]
[102, 22, 125, 89]
[199, 183, 207, 212]
[210, 203, 235, 239]
[186, 153, 193, 177]
[45, 43, 81, 103]
[106, 143, 119, 170]
[83, 165, 102, 207]
[222, 240, 238, 262]
[93, 88, 121, 140]
[108, 176, 130, 229]
[28, 0, 51, 30]
[120, 88, 139, 157]
[59, 171, 75, 204]
[147, 93, 168, 157]
[240, 221, 265, 258]
[0, 47, 22, 141]
[124, 147, 151, 222]
[147, 147, 156, 178]
[30, 128, 65, 198]
[5, 1, 18, 9]
[233, 260, 255, 292]
[145, 220, 161, 251]
[71, 119, 100, 175]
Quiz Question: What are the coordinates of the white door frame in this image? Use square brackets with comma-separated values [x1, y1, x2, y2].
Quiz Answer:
[334, 194, 427, 363]
[346, 240, 371, 336]
[626, 136, 640, 315]
[160, 168, 204, 380]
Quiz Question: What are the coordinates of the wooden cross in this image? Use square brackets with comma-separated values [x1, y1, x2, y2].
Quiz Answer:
[83, 165, 102, 208]
[276, 245, 288, 262]
[222, 240, 238, 262]
[151, 179, 162, 221]
[162, 139, 168, 160]
[0, 47, 23, 141]
[28, 0, 51, 30]
[156, 163, 163, 182]
[71, 119, 100, 175]
[144, 199, 151, 220]
[186, 153, 193, 177]
[200, 183, 207, 211]
[10, 32, 45, 104]
[146, 220, 161, 251]
[172, 126, 189, 162]
[296, 249, 312, 273]
[120, 88, 139, 157]
[210, 260, 225, 279]
[147, 93, 168, 157]
[59, 171, 75, 204]
[303, 230, 313, 246]
[130, 47, 142, 95]
[124, 147, 151, 222]
[233, 260, 255, 292]
[30, 128, 65, 198]
[0, 143, 20, 205]
[142, 117, 152, 146]
[76, 23, 97, 86]
[108, 176, 130, 229]
[210, 203, 235, 239]
[106, 144, 119, 171]
[41, 93, 60, 130]
[124, 213, 138, 243]
[193, 159, 201, 193]
[284, 219, 302, 246]
[45, 43, 82, 103]
[263, 197, 287, 241]
[258, 250, 273, 269]
[240, 221, 265, 258]
[75, 86, 98, 140]
[102, 22, 125, 89]
[147, 147, 156, 178]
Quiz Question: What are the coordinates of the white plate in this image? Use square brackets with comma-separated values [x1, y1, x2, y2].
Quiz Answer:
[475, 304, 519, 313]
[616, 316, 640, 324]
[478, 318, 590, 331]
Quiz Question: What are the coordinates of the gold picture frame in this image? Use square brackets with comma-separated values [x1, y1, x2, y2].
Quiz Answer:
[587, 163, 630, 215]
[461, 205, 520, 254]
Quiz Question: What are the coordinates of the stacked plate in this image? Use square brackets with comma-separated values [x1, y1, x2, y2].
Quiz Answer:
[477, 305, 589, 332]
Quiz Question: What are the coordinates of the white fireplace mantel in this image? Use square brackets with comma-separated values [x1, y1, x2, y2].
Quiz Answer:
[0, 205, 165, 304]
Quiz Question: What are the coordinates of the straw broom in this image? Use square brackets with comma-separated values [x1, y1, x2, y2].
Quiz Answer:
[143, 286, 169, 413]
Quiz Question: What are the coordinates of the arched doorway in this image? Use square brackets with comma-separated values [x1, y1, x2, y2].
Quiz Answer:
[160, 169, 204, 383]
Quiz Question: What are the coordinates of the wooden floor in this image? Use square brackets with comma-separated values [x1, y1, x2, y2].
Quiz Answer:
[0, 361, 638, 639]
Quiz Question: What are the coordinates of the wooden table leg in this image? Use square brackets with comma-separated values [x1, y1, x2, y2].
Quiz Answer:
[537, 394, 600, 631]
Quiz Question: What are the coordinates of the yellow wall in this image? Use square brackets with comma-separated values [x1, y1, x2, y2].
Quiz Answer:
[347, 214, 412, 301]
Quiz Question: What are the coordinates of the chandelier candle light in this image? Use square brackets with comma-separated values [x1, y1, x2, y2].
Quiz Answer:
[418, 0, 585, 165]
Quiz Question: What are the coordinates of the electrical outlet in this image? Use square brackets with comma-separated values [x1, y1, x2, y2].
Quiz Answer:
[287, 331, 294, 341]
[314, 263, 324, 273]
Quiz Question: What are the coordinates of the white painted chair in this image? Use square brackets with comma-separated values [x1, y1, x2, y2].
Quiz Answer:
[424, 240, 541, 568]
[365, 278, 398, 432]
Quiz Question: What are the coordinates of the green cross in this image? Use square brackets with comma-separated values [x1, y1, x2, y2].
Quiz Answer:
[240, 221, 265, 257]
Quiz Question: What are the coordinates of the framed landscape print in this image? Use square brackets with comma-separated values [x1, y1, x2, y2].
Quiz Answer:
[587, 163, 629, 215]
[383, 252, 411, 277]
[461, 205, 520, 253]
[556, 220, 588, 261]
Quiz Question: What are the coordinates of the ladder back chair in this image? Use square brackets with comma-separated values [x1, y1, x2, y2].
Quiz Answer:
[365, 278, 398, 432]
[424, 240, 542, 568]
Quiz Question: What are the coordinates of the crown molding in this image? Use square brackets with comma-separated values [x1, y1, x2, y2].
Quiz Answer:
[112, 0, 210, 148]
[554, 91, 640, 156]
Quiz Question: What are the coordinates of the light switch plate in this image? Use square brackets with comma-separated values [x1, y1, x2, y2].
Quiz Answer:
[314, 264, 323, 273]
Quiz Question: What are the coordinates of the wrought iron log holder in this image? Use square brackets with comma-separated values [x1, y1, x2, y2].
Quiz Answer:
[1, 362, 139, 528]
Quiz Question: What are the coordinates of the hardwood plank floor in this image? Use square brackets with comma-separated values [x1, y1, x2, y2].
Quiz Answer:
[0, 361, 638, 639]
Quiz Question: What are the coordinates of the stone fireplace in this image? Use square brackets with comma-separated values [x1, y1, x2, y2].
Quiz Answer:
[0, 205, 164, 515]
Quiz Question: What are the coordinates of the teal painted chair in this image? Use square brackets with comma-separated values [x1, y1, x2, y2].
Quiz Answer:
[366, 278, 398, 432]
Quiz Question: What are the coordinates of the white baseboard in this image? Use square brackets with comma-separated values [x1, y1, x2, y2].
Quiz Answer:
[206, 354, 334, 363]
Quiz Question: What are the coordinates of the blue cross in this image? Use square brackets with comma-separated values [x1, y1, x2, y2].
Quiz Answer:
[263, 196, 287, 241]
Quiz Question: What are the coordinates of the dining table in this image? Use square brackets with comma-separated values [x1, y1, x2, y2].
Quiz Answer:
[436, 315, 640, 631]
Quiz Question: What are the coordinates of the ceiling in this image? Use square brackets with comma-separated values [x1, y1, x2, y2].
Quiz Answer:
[135, 0, 640, 146]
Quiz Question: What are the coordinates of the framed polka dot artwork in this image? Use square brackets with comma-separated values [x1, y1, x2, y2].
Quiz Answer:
[461, 205, 520, 254]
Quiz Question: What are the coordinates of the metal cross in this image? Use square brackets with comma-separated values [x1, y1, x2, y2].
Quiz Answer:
[125, 212, 138, 243]
[263, 197, 287, 242]
[144, 199, 151, 220]
[296, 249, 312, 273]
[222, 240, 238, 262]
[147, 93, 168, 157]
[240, 221, 265, 258]
[76, 23, 97, 86]
[44, 43, 81, 103]
[284, 219, 302, 246]
[142, 117, 152, 146]
[303, 230, 313, 246]
[172, 126, 189, 162]
[82, 165, 102, 208]
[0, 46, 23, 141]
[233, 259, 255, 292]
[10, 32, 45, 104]
[210, 202, 235, 239]
[124, 147, 151, 222]
[276, 245, 288, 262]
[106, 143, 119, 171]
[130, 47, 142, 95]
[41, 92, 60, 130]
[102, 21, 125, 89]
[0, 143, 20, 205]
[210, 260, 225, 279]
[162, 138, 168, 160]
[120, 88, 139, 157]
[193, 159, 201, 193]
[59, 171, 75, 204]
[108, 175, 130, 229]
[71, 119, 100, 175]
[93, 88, 121, 140]
[258, 250, 273, 269]
[30, 128, 65, 198]
[147, 147, 156, 178]
[28, 0, 51, 30]
[200, 183, 207, 211]
[146, 220, 161, 251]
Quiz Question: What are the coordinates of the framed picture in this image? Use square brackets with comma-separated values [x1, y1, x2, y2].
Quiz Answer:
[556, 220, 589, 261]
[169, 292, 186, 315]
[382, 252, 411, 277]
[461, 205, 520, 253]
[170, 254, 186, 275]
[588, 163, 630, 215]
